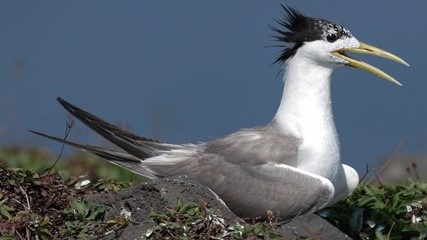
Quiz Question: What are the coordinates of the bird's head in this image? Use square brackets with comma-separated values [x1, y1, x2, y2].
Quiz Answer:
[273, 6, 408, 86]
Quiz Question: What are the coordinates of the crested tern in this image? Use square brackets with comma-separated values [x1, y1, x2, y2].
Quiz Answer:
[32, 6, 408, 220]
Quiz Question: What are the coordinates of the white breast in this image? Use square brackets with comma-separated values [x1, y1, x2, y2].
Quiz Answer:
[273, 48, 341, 180]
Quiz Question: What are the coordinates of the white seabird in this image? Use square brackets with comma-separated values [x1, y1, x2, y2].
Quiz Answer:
[32, 6, 408, 220]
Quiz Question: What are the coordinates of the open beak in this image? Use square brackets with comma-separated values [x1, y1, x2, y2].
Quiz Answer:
[331, 42, 409, 86]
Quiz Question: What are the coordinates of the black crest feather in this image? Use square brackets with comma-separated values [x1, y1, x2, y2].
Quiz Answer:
[272, 5, 351, 64]
[272, 6, 320, 63]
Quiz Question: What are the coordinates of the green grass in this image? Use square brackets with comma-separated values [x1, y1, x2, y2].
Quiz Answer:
[0, 147, 144, 183]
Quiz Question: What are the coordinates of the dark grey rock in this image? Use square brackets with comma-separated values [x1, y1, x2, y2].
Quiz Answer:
[85, 176, 350, 239]
[280, 214, 352, 240]
[85, 176, 239, 239]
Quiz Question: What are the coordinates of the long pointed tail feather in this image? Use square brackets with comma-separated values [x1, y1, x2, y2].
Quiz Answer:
[30, 130, 157, 179]
[30, 97, 184, 179]
[30, 130, 141, 162]
[56, 97, 173, 159]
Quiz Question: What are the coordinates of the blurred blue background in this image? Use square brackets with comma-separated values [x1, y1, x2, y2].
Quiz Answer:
[1, 1, 426, 174]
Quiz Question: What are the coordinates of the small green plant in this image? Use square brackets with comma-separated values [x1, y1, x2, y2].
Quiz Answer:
[320, 183, 427, 239]
[226, 221, 283, 239]
[93, 178, 131, 192]
[9, 211, 53, 240]
[61, 200, 105, 238]
[144, 199, 283, 239]
[0, 194, 15, 220]
[146, 200, 211, 239]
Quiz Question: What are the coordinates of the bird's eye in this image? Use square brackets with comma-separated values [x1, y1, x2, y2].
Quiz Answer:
[326, 33, 338, 43]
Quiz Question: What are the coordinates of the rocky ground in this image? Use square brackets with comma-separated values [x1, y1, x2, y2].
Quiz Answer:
[0, 161, 350, 239]
[86, 176, 351, 239]
[1, 150, 426, 239]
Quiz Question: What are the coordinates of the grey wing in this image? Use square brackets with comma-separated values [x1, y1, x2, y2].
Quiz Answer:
[142, 128, 333, 219]
[214, 164, 334, 219]
[204, 126, 301, 166]
[144, 152, 334, 219]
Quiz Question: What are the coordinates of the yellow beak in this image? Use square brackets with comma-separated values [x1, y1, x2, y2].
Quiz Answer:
[331, 42, 409, 86]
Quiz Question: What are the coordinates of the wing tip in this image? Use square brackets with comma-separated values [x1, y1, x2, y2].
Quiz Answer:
[29, 129, 46, 137]
[56, 97, 77, 113]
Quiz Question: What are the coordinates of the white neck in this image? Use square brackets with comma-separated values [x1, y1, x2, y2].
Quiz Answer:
[273, 53, 341, 178]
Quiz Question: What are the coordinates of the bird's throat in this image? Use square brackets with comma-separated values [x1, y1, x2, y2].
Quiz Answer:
[274, 56, 341, 178]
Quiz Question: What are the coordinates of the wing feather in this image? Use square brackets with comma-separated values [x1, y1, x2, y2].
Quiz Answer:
[205, 127, 301, 166]
[143, 152, 334, 219]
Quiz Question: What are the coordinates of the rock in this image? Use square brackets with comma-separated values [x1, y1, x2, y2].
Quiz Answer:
[280, 214, 352, 240]
[84, 176, 240, 239]
[84, 176, 350, 239]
